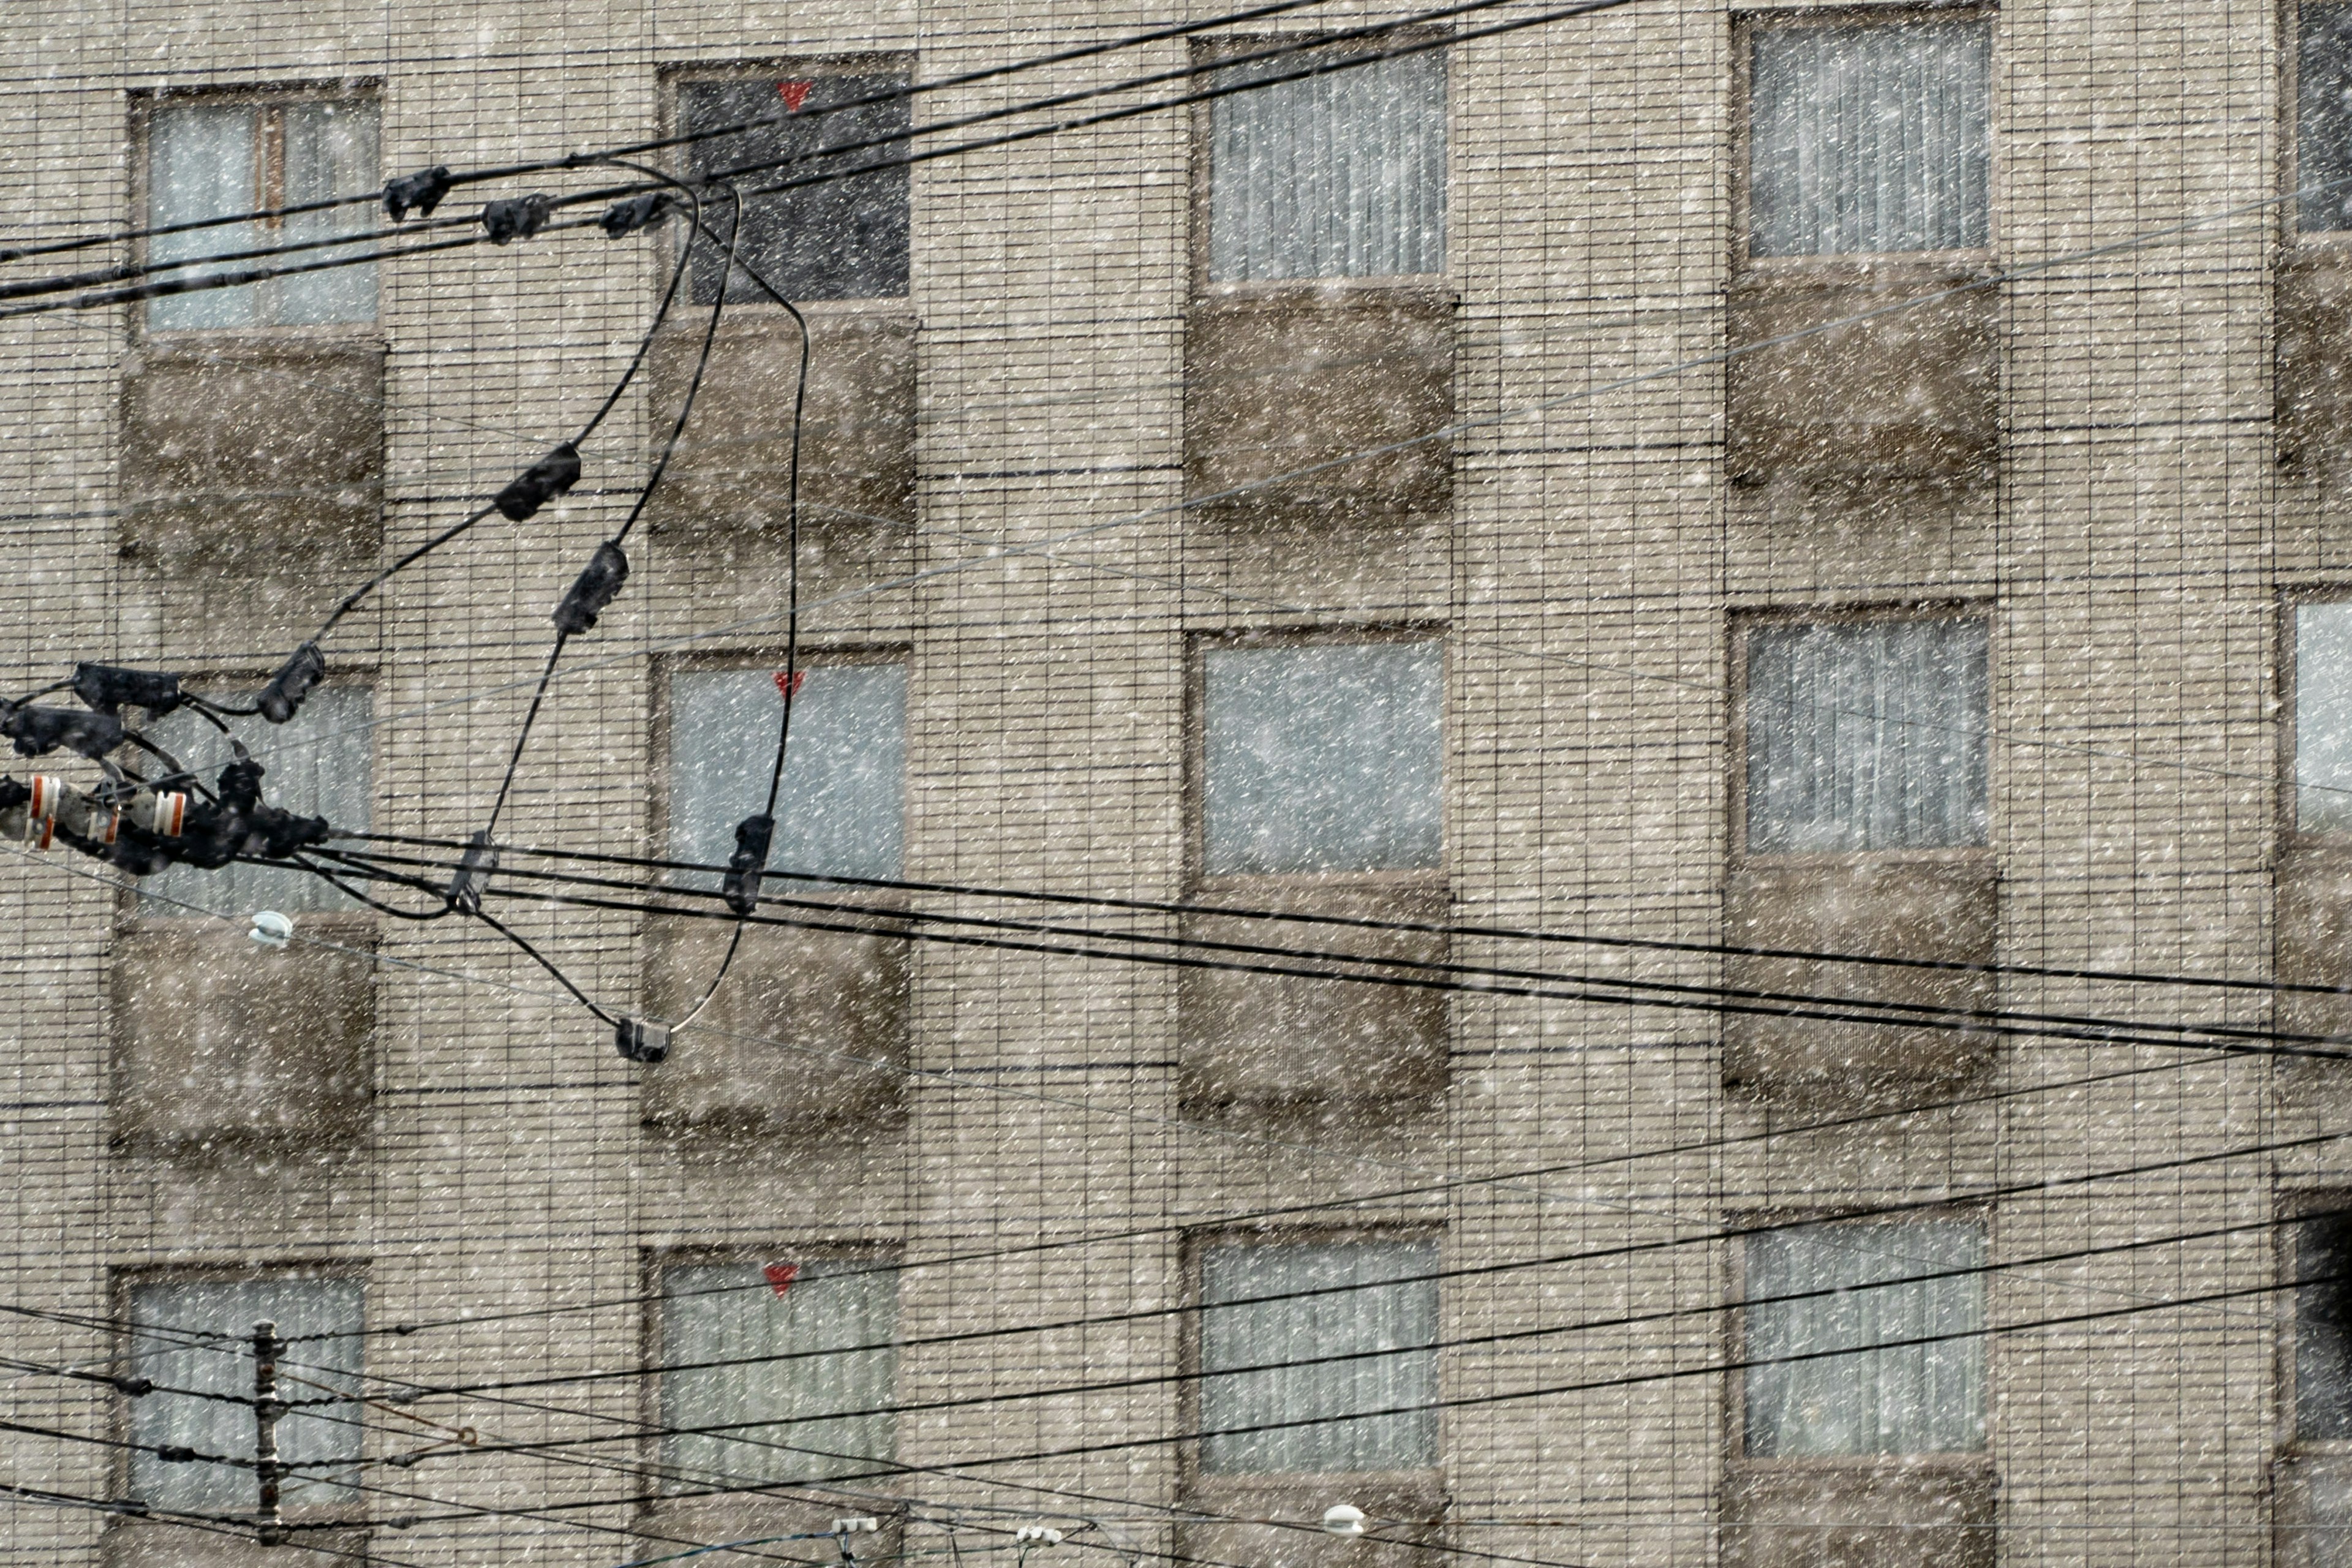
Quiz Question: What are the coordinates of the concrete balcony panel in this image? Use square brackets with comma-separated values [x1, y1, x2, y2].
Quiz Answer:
[119, 337, 384, 570]
[1185, 287, 1453, 522]
[1725, 1464, 1994, 1568]
[646, 310, 916, 536]
[1178, 878, 1448, 1114]
[1727, 267, 1997, 484]
[111, 916, 376, 1151]
[2277, 842, 2352, 1048]
[642, 910, 908, 1133]
[1724, 859, 1997, 1105]
[2280, 249, 2352, 475]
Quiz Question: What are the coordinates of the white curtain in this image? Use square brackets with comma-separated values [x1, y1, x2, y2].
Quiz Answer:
[141, 687, 373, 916]
[669, 665, 907, 886]
[149, 105, 258, 331]
[1204, 643, 1442, 876]
[127, 1277, 364, 1512]
[1745, 619, 1987, 853]
[1744, 1221, 1985, 1457]
[2301, 606, 2352, 832]
[1209, 51, 1446, 281]
[1199, 1240, 1438, 1474]
[277, 102, 379, 325]
[1748, 21, 1991, 257]
[661, 1261, 897, 1486]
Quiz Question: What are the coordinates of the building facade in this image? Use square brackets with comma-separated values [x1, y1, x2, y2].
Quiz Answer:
[0, 0, 2334, 1565]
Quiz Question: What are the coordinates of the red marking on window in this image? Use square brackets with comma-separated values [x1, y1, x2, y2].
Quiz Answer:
[778, 81, 813, 113]
[774, 669, 806, 699]
[763, 1262, 800, 1296]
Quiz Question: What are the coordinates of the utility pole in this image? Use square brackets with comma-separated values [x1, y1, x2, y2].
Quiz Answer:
[252, 1320, 285, 1547]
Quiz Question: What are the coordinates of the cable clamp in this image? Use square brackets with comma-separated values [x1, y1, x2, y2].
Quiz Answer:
[835, 1518, 881, 1562]
[722, 813, 774, 916]
[551, 540, 630, 636]
[481, 193, 553, 245]
[614, 1017, 670, 1063]
[3, 704, 123, 760]
[383, 165, 454, 222]
[445, 830, 499, 914]
[70, 663, 181, 717]
[257, 641, 326, 725]
[493, 442, 582, 522]
[600, 191, 676, 238]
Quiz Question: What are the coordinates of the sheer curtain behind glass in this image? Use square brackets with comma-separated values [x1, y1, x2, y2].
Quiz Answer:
[1199, 1240, 1438, 1473]
[128, 1278, 363, 1511]
[142, 687, 372, 914]
[669, 666, 907, 887]
[662, 1261, 897, 1485]
[1748, 21, 1991, 257]
[1745, 620, 1987, 853]
[148, 101, 377, 330]
[1208, 51, 1446, 281]
[2300, 605, 2352, 832]
[2305, 7, 2352, 231]
[1744, 1221, 1985, 1456]
[1204, 643, 1441, 875]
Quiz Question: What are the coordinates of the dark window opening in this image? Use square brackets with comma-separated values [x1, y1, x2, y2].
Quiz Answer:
[2302, 1213, 2352, 1438]
[679, 75, 912, 302]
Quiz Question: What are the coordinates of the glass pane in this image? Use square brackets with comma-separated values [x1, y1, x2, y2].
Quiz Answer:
[1749, 21, 1991, 257]
[2302, 605, 2352, 831]
[141, 688, 373, 916]
[277, 101, 379, 325]
[2304, 1215, 2352, 1439]
[148, 104, 260, 330]
[669, 665, 907, 884]
[661, 1260, 897, 1485]
[1204, 643, 1441, 875]
[1745, 1221, 1986, 1456]
[681, 77, 912, 301]
[2308, 6, 2352, 232]
[1745, 620, 1988, 853]
[1209, 51, 1446, 281]
[1199, 1240, 1438, 1474]
[127, 1277, 363, 1512]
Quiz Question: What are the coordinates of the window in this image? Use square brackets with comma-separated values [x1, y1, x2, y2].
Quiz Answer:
[2306, 7, 2352, 232]
[1198, 1238, 1438, 1474]
[141, 685, 373, 914]
[1744, 1220, 1985, 1457]
[1746, 18, 1991, 258]
[677, 74, 911, 301]
[1207, 49, 1446, 282]
[2301, 1213, 2352, 1439]
[126, 1276, 363, 1512]
[1743, 618, 1988, 854]
[146, 97, 378, 330]
[669, 663, 907, 884]
[2298, 604, 2352, 832]
[660, 1259, 897, 1485]
[1202, 640, 1441, 876]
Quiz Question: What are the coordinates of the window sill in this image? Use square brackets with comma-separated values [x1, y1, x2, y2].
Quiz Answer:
[1193, 867, 1447, 899]
[1734, 252, 1995, 291]
[1194, 277, 1455, 309]
[1733, 846, 1992, 870]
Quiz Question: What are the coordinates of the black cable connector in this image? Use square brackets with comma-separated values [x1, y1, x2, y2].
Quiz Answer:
[492, 442, 581, 521]
[257, 642, 326, 724]
[383, 165, 454, 222]
[152, 1446, 197, 1464]
[551, 541, 629, 635]
[3, 704, 124, 760]
[614, 1017, 669, 1064]
[481, 194, 553, 245]
[722, 813, 774, 917]
[70, 663, 182, 717]
[600, 191, 676, 238]
[445, 830, 498, 913]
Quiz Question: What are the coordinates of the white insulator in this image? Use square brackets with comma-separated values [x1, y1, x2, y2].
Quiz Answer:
[26, 775, 64, 823]
[51, 789, 116, 845]
[1015, 1528, 1064, 1548]
[1322, 1506, 1367, 1538]
[133, 791, 187, 837]
[832, 1518, 879, 1537]
[250, 911, 294, 948]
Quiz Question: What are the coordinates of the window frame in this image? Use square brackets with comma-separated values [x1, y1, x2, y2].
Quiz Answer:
[1186, 31, 1454, 298]
[659, 56, 919, 312]
[1730, 6, 1998, 278]
[1727, 1206, 1994, 1471]
[130, 80, 385, 339]
[1186, 624, 1449, 891]
[1180, 1225, 1446, 1491]
[113, 666, 380, 926]
[1727, 602, 1996, 867]
[2280, 589, 2352, 842]
[638, 1241, 902, 1499]
[111, 1263, 368, 1515]
[651, 644, 911, 891]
